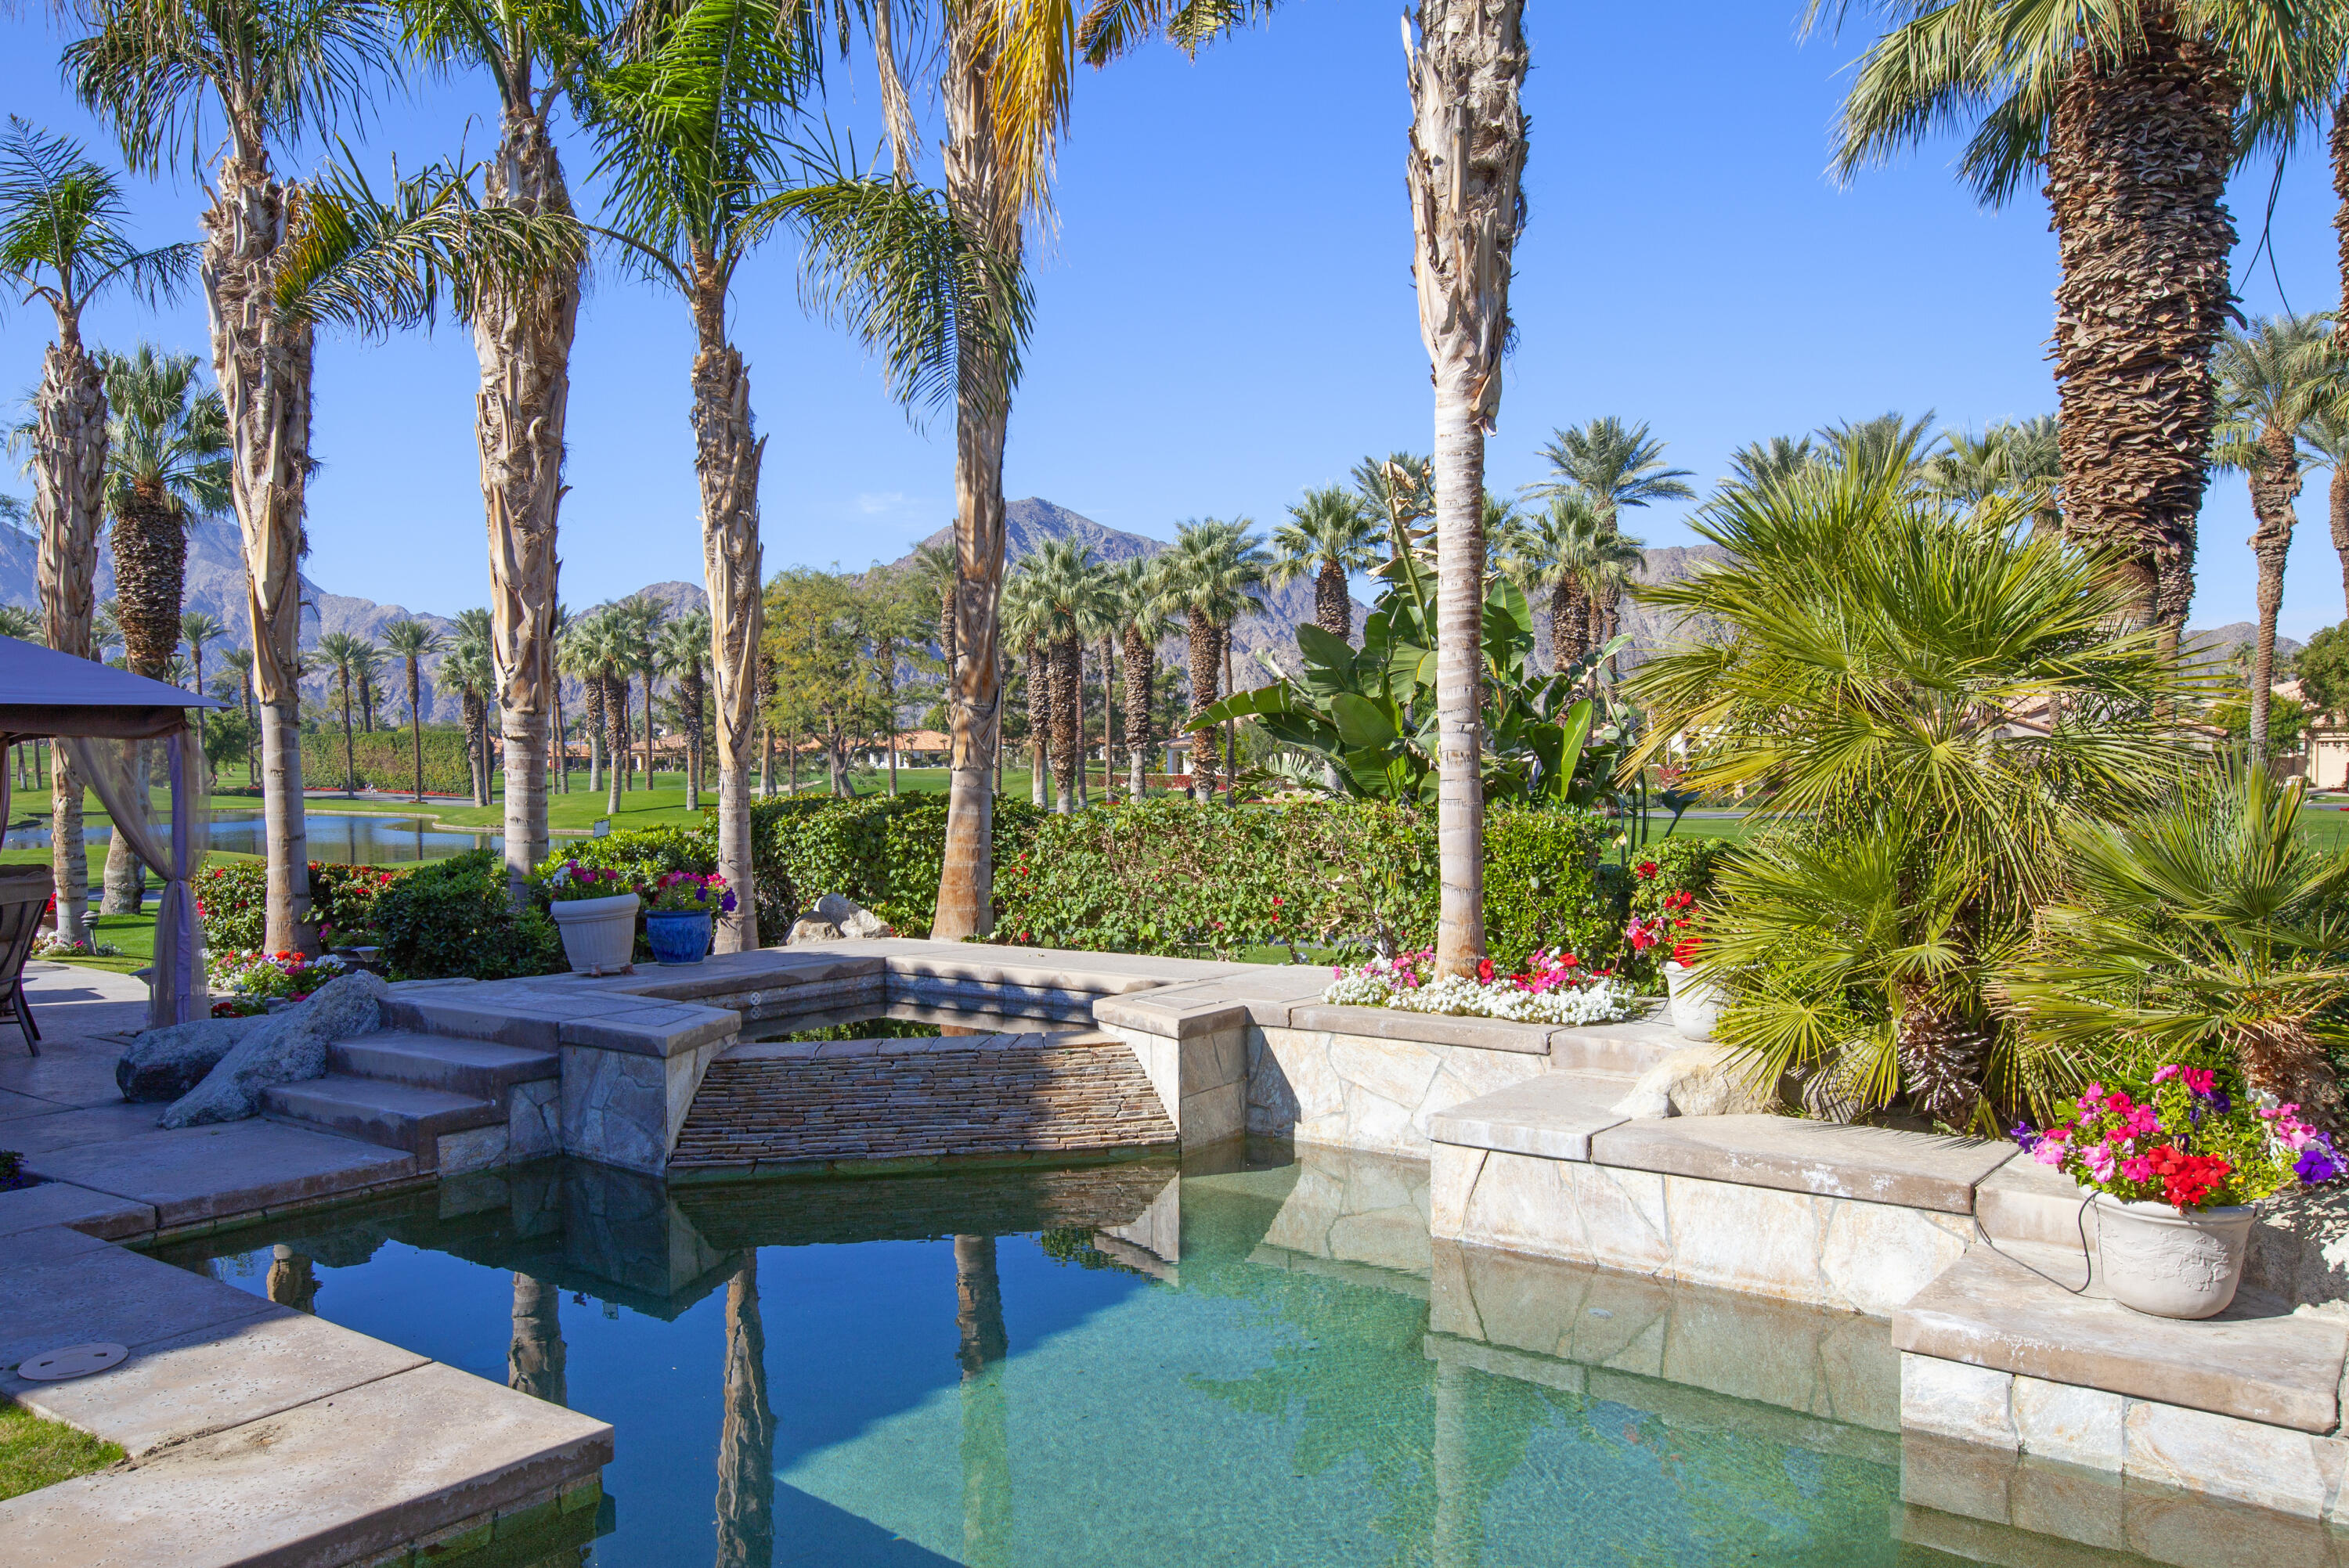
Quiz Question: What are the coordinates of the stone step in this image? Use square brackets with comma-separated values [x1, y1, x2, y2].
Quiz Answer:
[1972, 1153, 2098, 1249]
[1547, 1016, 1683, 1076]
[329, 1030, 558, 1100]
[261, 1075, 503, 1156]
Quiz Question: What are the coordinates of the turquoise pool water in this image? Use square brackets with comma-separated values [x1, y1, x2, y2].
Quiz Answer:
[148, 1146, 2150, 1566]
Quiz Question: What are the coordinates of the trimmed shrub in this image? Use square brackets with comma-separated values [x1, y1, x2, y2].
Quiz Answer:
[195, 860, 409, 953]
[342, 726, 474, 796]
[748, 795, 1042, 936]
[370, 849, 560, 980]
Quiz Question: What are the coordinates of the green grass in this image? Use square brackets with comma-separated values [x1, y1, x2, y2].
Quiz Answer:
[0, 1399, 123, 1501]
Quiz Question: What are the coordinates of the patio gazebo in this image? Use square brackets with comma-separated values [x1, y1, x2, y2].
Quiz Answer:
[0, 635, 223, 1036]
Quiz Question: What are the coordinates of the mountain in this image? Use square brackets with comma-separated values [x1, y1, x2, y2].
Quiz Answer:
[2185, 622, 2300, 662]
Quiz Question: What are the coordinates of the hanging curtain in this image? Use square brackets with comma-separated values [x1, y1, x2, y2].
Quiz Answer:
[66, 727, 210, 1029]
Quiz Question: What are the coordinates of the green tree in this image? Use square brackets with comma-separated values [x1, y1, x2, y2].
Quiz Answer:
[2211, 314, 2340, 754]
[1269, 485, 1377, 643]
[1628, 448, 2205, 1127]
[658, 607, 713, 809]
[2295, 622, 2349, 722]
[1163, 519, 1268, 802]
[1496, 494, 1644, 676]
[1526, 418, 1690, 680]
[381, 619, 444, 804]
[313, 631, 372, 792]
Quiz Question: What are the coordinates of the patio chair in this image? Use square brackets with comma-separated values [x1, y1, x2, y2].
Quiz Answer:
[0, 867, 50, 1054]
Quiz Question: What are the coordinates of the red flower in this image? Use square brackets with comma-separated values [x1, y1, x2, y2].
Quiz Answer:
[1476, 957, 1495, 984]
[2145, 1146, 2232, 1209]
[1636, 861, 1659, 880]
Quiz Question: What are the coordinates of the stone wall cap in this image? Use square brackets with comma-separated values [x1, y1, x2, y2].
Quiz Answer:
[1429, 1072, 1634, 1160]
[1895, 1246, 2349, 1432]
[1588, 1114, 2016, 1213]
[1287, 1004, 1554, 1054]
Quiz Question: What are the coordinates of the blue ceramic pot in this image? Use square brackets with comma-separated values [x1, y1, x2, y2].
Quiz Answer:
[644, 910, 713, 965]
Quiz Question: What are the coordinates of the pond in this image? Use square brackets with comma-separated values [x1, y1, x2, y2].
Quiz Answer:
[144, 1144, 2171, 1567]
[2, 811, 500, 864]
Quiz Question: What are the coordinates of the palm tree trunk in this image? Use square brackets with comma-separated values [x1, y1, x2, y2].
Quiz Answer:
[685, 665, 705, 812]
[882, 635, 900, 798]
[1099, 629, 1117, 801]
[1124, 624, 1153, 800]
[604, 672, 626, 818]
[31, 325, 104, 946]
[2248, 429, 2303, 756]
[106, 481, 186, 914]
[931, 4, 1019, 940]
[552, 679, 568, 796]
[1221, 631, 1238, 795]
[407, 661, 426, 803]
[761, 719, 774, 798]
[583, 676, 603, 793]
[1406, 0, 1526, 977]
[953, 1235, 1010, 1568]
[715, 1258, 774, 1568]
[1549, 578, 1586, 674]
[339, 671, 355, 793]
[1051, 634, 1079, 813]
[1185, 607, 1218, 800]
[1315, 560, 1351, 641]
[1027, 638, 1050, 809]
[2047, 19, 2239, 643]
[690, 257, 766, 952]
[640, 666, 655, 791]
[508, 1274, 567, 1407]
[206, 147, 313, 952]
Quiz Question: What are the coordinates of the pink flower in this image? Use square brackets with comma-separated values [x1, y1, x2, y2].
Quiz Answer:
[2082, 1143, 2116, 1184]
[2031, 1141, 2068, 1167]
[2120, 1154, 2156, 1183]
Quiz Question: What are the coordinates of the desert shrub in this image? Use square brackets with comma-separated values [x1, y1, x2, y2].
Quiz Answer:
[370, 849, 559, 979]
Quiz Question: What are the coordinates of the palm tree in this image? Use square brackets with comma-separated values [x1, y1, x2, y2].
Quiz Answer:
[2213, 315, 2338, 755]
[568, 610, 633, 817]
[1816, 410, 1936, 480]
[1629, 447, 2203, 1126]
[219, 643, 256, 779]
[1527, 417, 1693, 665]
[1111, 557, 1174, 799]
[1496, 495, 1644, 675]
[392, 0, 600, 896]
[314, 631, 370, 793]
[1269, 485, 1378, 643]
[1027, 540, 1105, 813]
[1724, 434, 1817, 494]
[910, 539, 960, 675]
[179, 610, 222, 754]
[382, 619, 443, 804]
[448, 608, 496, 806]
[2302, 406, 2349, 618]
[1164, 518, 1267, 802]
[548, 602, 573, 794]
[70, 0, 388, 953]
[659, 609, 713, 810]
[1822, 0, 2320, 643]
[1, 118, 191, 946]
[609, 596, 666, 792]
[999, 567, 1053, 809]
[560, 611, 607, 795]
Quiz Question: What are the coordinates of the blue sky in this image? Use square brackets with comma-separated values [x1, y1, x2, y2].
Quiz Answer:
[1, 2, 2340, 634]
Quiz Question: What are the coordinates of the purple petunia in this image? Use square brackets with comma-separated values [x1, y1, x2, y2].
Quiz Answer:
[2297, 1141, 2346, 1184]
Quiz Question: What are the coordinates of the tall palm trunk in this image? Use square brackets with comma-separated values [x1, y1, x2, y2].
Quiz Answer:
[106, 479, 184, 914]
[2046, 18, 2238, 641]
[1050, 633, 1079, 813]
[1099, 629, 1117, 800]
[716, 1259, 774, 1568]
[337, 670, 355, 792]
[477, 84, 579, 903]
[207, 145, 314, 951]
[2247, 425, 2302, 755]
[932, 7, 1019, 940]
[684, 662, 705, 812]
[690, 253, 766, 951]
[1027, 636, 1052, 809]
[31, 326, 104, 946]
[552, 679, 568, 795]
[1549, 577, 1587, 673]
[880, 633, 900, 797]
[471, 690, 493, 806]
[1221, 632, 1239, 795]
[1407, 0, 1526, 977]
[583, 675, 604, 792]
[406, 658, 426, 802]
[1313, 559, 1350, 641]
[508, 1274, 567, 1406]
[640, 666, 655, 790]
[1123, 623, 1153, 800]
[953, 1235, 1010, 1568]
[1185, 607, 1218, 800]
[604, 672, 627, 817]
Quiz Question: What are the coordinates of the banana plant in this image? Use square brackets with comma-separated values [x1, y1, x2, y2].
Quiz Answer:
[1190, 553, 1641, 812]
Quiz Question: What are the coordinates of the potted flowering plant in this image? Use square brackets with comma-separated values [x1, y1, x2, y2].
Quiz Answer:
[642, 872, 734, 965]
[535, 860, 640, 976]
[2015, 1061, 2344, 1318]
[1645, 892, 1719, 1041]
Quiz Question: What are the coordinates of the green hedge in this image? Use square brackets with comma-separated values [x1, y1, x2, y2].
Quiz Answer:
[987, 798, 1717, 975]
[370, 849, 559, 980]
[748, 795, 1042, 936]
[196, 860, 409, 953]
[337, 727, 474, 796]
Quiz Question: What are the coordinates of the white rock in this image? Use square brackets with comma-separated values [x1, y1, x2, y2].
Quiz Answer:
[1609, 1044, 1774, 1119]
[809, 893, 891, 939]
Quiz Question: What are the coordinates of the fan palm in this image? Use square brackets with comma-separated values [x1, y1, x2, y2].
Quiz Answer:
[1819, 0, 2326, 644]
[99, 348, 230, 683]
[444, 629, 497, 806]
[611, 595, 666, 791]
[179, 611, 222, 759]
[1023, 540, 1102, 813]
[1816, 410, 1936, 481]
[999, 568, 1053, 808]
[1724, 434, 1817, 495]
[392, 0, 602, 888]
[1496, 494, 1644, 676]
[659, 609, 713, 809]
[219, 643, 256, 777]
[313, 631, 371, 793]
[1270, 485, 1377, 643]
[1104, 556, 1169, 798]
[1629, 446, 2210, 1126]
[1164, 519, 1268, 801]
[381, 619, 444, 804]
[1527, 418, 1693, 673]
[2211, 315, 2340, 754]
[1, 117, 192, 945]
[2003, 762, 2349, 1127]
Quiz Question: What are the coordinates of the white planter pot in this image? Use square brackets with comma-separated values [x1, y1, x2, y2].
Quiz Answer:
[1662, 961, 1723, 1043]
[549, 892, 640, 976]
[2093, 1193, 2254, 1319]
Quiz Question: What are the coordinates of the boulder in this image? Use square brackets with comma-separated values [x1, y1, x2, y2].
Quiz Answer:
[785, 917, 843, 946]
[810, 893, 892, 939]
[159, 971, 393, 1129]
[1610, 1044, 1775, 1120]
[117, 1016, 256, 1103]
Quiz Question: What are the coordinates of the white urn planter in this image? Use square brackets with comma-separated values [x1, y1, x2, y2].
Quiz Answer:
[1662, 961, 1723, 1043]
[550, 892, 640, 976]
[2093, 1194, 2255, 1319]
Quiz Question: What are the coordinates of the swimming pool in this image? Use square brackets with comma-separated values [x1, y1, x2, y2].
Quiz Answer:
[146, 1144, 2153, 1566]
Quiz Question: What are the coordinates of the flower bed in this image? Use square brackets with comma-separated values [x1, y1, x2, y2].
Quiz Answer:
[1323, 946, 1635, 1026]
[207, 950, 351, 1017]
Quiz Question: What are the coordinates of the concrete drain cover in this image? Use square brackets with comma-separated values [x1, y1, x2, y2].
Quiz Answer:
[17, 1343, 128, 1382]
